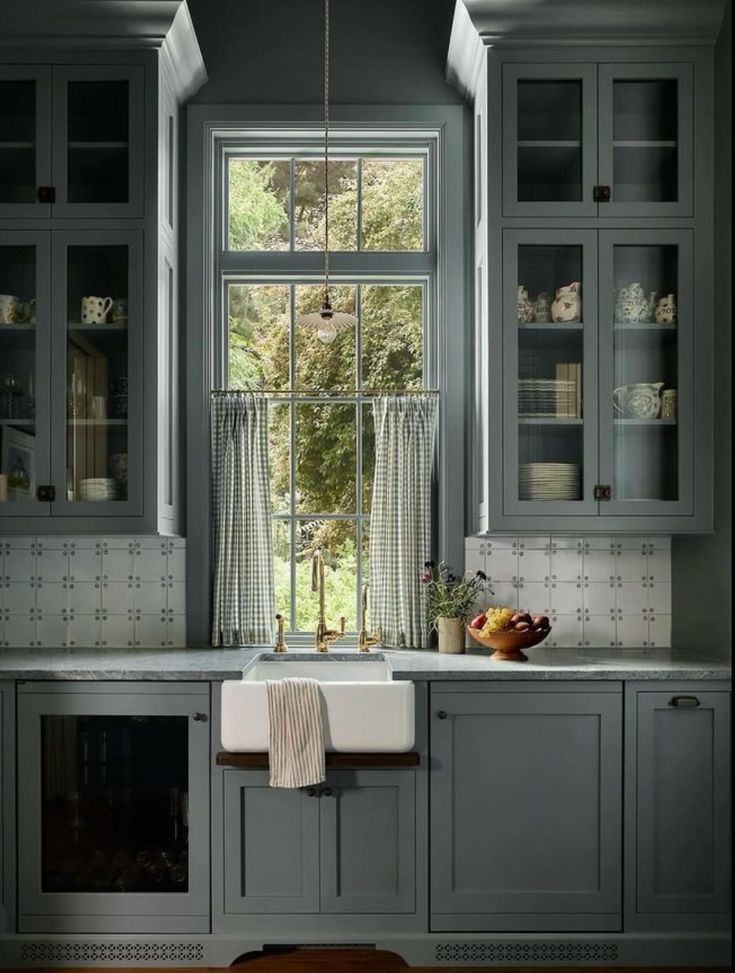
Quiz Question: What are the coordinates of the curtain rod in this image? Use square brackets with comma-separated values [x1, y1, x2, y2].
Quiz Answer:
[210, 388, 440, 397]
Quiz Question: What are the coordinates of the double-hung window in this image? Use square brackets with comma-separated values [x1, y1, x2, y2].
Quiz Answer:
[216, 131, 436, 636]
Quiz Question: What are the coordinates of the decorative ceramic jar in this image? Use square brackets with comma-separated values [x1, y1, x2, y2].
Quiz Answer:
[661, 388, 678, 418]
[613, 382, 664, 419]
[654, 293, 677, 324]
[517, 286, 535, 323]
[551, 282, 582, 323]
[532, 292, 552, 323]
[437, 617, 466, 654]
[615, 282, 657, 323]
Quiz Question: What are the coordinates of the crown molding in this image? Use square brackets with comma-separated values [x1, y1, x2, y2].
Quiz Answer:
[0, 0, 206, 100]
[447, 0, 728, 99]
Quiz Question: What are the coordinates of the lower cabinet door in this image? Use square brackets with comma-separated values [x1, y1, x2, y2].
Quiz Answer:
[223, 770, 320, 914]
[430, 686, 622, 931]
[630, 687, 731, 928]
[319, 769, 416, 914]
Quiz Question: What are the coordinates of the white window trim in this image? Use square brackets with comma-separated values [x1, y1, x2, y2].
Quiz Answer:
[185, 105, 468, 646]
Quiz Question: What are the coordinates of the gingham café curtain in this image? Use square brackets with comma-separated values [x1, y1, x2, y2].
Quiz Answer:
[369, 394, 438, 649]
[211, 392, 275, 646]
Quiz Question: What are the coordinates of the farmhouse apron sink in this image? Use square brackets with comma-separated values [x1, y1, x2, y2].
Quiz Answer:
[220, 652, 415, 753]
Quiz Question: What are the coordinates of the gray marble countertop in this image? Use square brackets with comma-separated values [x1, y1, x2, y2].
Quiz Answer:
[0, 645, 730, 681]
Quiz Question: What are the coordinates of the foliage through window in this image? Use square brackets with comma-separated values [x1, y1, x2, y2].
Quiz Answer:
[222, 146, 431, 635]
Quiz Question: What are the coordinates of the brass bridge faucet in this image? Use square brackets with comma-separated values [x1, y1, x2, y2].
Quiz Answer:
[358, 583, 382, 653]
[311, 550, 345, 652]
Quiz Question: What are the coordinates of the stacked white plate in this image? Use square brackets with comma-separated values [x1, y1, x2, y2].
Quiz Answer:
[79, 478, 117, 501]
[519, 463, 581, 501]
[518, 379, 577, 417]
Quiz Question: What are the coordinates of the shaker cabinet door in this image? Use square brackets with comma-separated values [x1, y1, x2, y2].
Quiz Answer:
[0, 65, 52, 219]
[320, 769, 416, 914]
[430, 686, 622, 931]
[627, 687, 731, 930]
[223, 770, 320, 914]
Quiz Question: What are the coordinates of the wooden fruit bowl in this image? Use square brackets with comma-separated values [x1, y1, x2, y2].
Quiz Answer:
[467, 624, 551, 662]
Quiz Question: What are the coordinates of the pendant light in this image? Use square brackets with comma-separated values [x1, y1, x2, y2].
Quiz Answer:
[296, 0, 358, 344]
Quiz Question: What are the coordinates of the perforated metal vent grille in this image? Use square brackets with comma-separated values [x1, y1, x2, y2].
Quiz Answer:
[19, 941, 205, 965]
[435, 942, 619, 965]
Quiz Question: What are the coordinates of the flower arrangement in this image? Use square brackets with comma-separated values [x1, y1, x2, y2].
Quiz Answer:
[422, 560, 490, 630]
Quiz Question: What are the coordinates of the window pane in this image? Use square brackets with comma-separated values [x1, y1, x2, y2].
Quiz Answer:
[360, 284, 423, 389]
[273, 520, 292, 627]
[361, 159, 424, 251]
[269, 402, 290, 514]
[294, 520, 357, 632]
[227, 160, 290, 251]
[295, 284, 356, 390]
[296, 404, 356, 513]
[295, 160, 357, 251]
[228, 284, 289, 389]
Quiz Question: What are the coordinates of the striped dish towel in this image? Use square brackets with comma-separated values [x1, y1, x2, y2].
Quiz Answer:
[266, 677, 326, 788]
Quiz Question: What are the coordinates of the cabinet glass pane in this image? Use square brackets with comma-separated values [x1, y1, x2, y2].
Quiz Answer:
[66, 81, 129, 204]
[0, 81, 36, 203]
[40, 715, 189, 894]
[517, 81, 582, 202]
[1, 245, 39, 503]
[66, 246, 128, 502]
[517, 245, 584, 501]
[612, 245, 678, 500]
[613, 80, 678, 203]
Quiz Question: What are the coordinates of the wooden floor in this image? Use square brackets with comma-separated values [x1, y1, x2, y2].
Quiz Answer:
[7, 950, 728, 973]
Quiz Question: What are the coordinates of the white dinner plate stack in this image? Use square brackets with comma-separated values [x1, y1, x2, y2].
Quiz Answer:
[519, 463, 581, 501]
[79, 477, 117, 501]
[518, 379, 577, 417]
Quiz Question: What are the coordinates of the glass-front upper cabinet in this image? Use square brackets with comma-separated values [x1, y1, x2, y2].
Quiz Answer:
[52, 66, 144, 218]
[598, 64, 693, 217]
[599, 230, 693, 515]
[0, 66, 52, 218]
[503, 62, 693, 217]
[17, 685, 209, 933]
[504, 229, 599, 515]
[0, 232, 50, 516]
[503, 64, 598, 217]
[51, 230, 142, 515]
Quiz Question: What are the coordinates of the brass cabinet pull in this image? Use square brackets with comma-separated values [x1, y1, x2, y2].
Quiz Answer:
[669, 695, 701, 708]
[322, 787, 334, 797]
[306, 787, 317, 797]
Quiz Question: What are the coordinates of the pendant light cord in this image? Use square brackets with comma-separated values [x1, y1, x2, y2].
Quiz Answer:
[323, 0, 330, 306]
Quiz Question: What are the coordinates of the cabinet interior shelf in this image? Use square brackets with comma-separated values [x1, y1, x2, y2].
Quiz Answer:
[0, 418, 34, 426]
[614, 322, 677, 331]
[0, 141, 35, 149]
[518, 416, 583, 425]
[67, 141, 129, 149]
[216, 751, 421, 769]
[517, 323, 584, 331]
[67, 418, 127, 426]
[68, 322, 127, 331]
[614, 417, 677, 426]
[517, 140, 581, 148]
[0, 323, 35, 331]
[612, 140, 677, 148]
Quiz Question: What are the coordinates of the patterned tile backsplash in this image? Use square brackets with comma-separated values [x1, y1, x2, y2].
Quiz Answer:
[465, 535, 671, 648]
[0, 536, 186, 648]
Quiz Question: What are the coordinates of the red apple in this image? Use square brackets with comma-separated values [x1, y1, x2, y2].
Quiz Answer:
[469, 612, 487, 630]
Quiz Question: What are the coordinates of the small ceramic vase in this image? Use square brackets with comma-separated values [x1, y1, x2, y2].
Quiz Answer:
[517, 286, 535, 323]
[615, 282, 652, 323]
[661, 388, 678, 418]
[654, 294, 677, 324]
[532, 292, 552, 323]
[437, 617, 466, 654]
[551, 282, 582, 323]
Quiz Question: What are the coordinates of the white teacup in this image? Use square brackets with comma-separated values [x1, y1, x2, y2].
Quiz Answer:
[81, 295, 113, 325]
[0, 294, 19, 325]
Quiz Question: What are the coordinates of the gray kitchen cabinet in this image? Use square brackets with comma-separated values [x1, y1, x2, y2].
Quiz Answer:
[320, 769, 416, 914]
[503, 61, 693, 218]
[222, 768, 416, 916]
[430, 683, 622, 932]
[223, 770, 320, 915]
[0, 45, 204, 533]
[0, 682, 15, 934]
[16, 682, 210, 934]
[625, 683, 731, 931]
